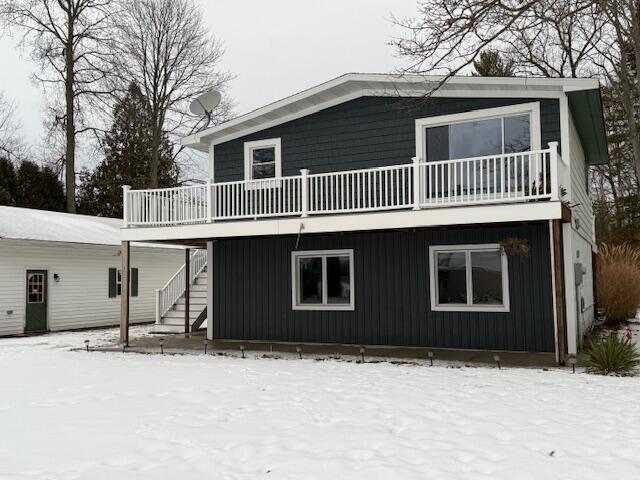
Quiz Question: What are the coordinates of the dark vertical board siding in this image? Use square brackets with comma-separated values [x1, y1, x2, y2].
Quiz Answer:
[214, 96, 561, 183]
[212, 222, 555, 352]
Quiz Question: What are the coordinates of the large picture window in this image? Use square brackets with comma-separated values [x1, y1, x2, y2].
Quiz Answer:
[291, 250, 354, 310]
[429, 244, 510, 312]
[417, 103, 539, 162]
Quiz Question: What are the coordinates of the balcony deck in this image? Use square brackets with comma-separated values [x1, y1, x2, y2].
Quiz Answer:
[122, 146, 566, 241]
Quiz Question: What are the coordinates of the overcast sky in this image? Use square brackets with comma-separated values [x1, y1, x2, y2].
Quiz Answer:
[0, 0, 418, 167]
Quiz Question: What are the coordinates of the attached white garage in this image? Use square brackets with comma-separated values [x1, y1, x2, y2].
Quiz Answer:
[0, 206, 185, 336]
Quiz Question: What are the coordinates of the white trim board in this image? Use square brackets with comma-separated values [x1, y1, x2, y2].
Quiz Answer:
[121, 201, 564, 243]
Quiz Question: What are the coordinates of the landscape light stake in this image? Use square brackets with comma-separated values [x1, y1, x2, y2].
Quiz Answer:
[427, 351, 434, 366]
[240, 344, 245, 358]
[84, 339, 90, 352]
[359, 347, 365, 363]
[568, 354, 577, 373]
[204, 339, 208, 354]
[296, 346, 302, 359]
[493, 354, 501, 370]
[159, 338, 164, 355]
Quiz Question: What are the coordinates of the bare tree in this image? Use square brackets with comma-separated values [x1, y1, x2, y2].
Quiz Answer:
[390, 1, 602, 80]
[115, 0, 231, 188]
[1, 0, 118, 212]
[0, 92, 28, 161]
[390, 1, 640, 239]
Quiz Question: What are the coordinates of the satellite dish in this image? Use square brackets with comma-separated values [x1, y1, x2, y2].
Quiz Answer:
[189, 89, 221, 116]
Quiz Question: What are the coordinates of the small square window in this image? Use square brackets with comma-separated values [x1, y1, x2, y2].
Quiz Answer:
[244, 138, 282, 182]
[292, 250, 354, 310]
[429, 244, 509, 312]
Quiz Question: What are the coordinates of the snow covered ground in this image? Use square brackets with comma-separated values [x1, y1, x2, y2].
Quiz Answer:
[1, 328, 639, 480]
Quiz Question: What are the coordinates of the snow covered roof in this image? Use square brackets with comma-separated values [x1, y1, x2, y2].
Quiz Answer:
[182, 73, 604, 162]
[0, 206, 182, 249]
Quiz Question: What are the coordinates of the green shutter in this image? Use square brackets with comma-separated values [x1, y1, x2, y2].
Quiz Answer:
[108, 268, 117, 298]
[131, 268, 138, 297]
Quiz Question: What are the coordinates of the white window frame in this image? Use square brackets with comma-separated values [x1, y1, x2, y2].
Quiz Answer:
[291, 249, 355, 311]
[414, 102, 542, 161]
[243, 138, 282, 183]
[429, 243, 510, 312]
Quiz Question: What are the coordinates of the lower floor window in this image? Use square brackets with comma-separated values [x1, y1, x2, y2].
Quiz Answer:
[429, 244, 509, 312]
[292, 249, 354, 310]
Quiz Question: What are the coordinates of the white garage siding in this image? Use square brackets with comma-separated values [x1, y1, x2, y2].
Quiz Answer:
[0, 240, 184, 336]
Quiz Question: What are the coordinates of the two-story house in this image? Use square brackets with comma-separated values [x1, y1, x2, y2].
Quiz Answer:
[119, 73, 607, 364]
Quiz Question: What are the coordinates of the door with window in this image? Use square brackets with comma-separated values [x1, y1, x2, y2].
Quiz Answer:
[25, 270, 48, 333]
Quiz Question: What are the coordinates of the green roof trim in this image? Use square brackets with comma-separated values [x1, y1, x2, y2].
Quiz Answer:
[567, 89, 609, 165]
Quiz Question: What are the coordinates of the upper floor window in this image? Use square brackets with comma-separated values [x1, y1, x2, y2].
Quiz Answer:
[416, 103, 540, 162]
[244, 138, 282, 181]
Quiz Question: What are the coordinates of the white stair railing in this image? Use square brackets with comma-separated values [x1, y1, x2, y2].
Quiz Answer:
[155, 249, 207, 324]
[125, 144, 561, 228]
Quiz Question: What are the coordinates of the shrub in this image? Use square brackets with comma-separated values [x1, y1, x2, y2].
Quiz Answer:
[582, 334, 640, 376]
[596, 243, 640, 326]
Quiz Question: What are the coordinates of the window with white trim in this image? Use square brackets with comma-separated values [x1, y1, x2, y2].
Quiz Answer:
[416, 103, 540, 162]
[244, 138, 282, 181]
[291, 250, 354, 310]
[429, 244, 510, 312]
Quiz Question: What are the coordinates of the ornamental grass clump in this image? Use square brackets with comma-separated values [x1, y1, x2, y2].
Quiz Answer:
[597, 243, 640, 326]
[582, 334, 640, 376]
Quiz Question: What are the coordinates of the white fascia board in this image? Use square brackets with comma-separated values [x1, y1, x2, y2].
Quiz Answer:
[120, 202, 563, 243]
[182, 73, 600, 152]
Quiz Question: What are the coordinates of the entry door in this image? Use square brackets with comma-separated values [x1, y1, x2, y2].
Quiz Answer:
[25, 270, 48, 333]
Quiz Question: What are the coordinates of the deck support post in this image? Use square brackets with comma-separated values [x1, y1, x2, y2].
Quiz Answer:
[207, 241, 214, 341]
[300, 169, 309, 218]
[119, 241, 130, 345]
[184, 248, 191, 335]
[412, 157, 421, 210]
[551, 220, 567, 364]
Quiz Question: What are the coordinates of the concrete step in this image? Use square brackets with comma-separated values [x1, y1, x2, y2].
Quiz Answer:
[163, 310, 203, 322]
[189, 287, 207, 297]
[173, 300, 207, 310]
[150, 324, 189, 334]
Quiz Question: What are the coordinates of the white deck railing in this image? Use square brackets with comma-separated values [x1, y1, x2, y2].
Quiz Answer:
[155, 248, 207, 323]
[124, 143, 562, 228]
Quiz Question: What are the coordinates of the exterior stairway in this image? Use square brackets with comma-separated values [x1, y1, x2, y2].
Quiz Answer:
[151, 249, 208, 334]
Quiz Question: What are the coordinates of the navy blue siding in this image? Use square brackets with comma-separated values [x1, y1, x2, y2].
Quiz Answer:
[214, 96, 561, 182]
[212, 222, 555, 352]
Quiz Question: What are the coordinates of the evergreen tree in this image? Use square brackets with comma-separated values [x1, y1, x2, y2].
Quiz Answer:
[16, 161, 66, 211]
[472, 50, 516, 77]
[77, 82, 178, 217]
[0, 157, 65, 211]
[0, 158, 17, 205]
